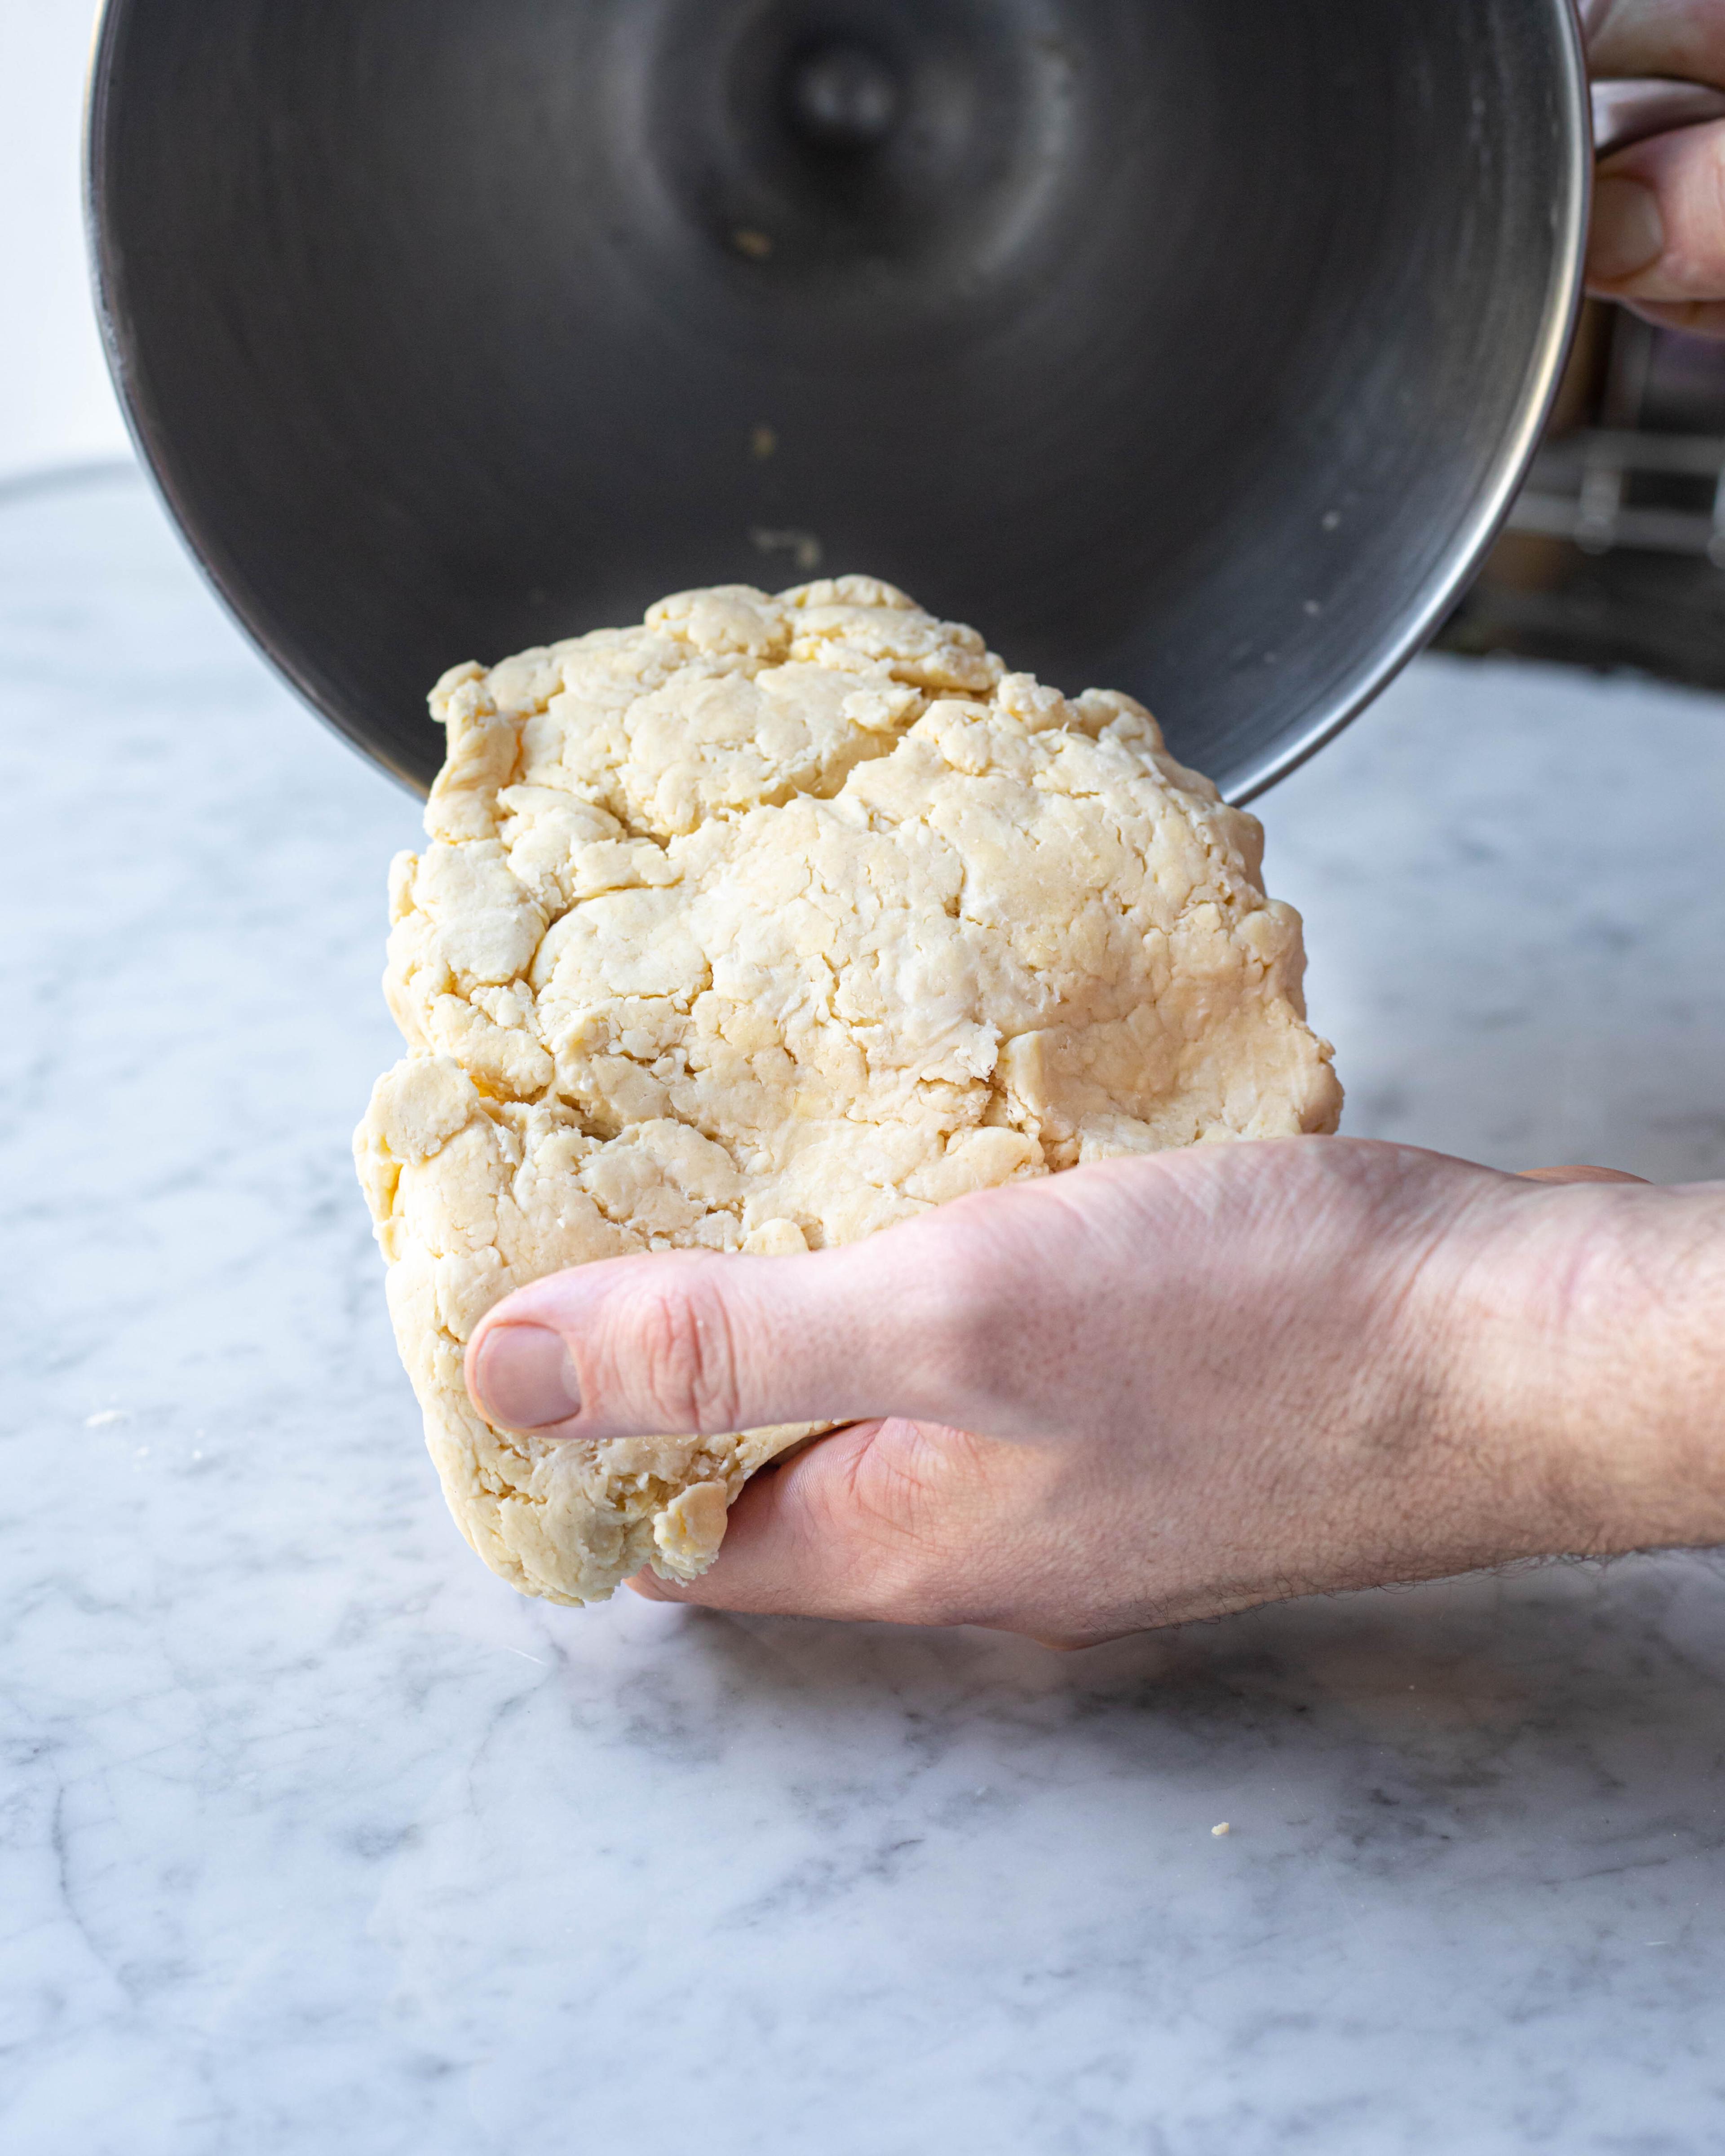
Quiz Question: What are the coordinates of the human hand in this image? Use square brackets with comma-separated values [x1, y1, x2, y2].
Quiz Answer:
[1584, 0, 1725, 335]
[464, 1138, 1725, 1646]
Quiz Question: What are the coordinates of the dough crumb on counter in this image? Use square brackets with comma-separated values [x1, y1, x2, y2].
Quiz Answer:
[355, 574, 1342, 1606]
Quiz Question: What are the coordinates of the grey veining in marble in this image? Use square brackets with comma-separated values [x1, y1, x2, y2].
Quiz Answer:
[6, 470, 1725, 2156]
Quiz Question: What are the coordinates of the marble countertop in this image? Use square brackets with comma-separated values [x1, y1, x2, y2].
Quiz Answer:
[7, 468, 1725, 2156]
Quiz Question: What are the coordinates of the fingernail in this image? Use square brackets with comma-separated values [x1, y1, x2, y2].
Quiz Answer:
[470, 1324, 581, 1430]
[1588, 177, 1665, 283]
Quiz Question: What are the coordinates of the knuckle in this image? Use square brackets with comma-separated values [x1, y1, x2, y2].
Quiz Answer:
[622, 1261, 745, 1434]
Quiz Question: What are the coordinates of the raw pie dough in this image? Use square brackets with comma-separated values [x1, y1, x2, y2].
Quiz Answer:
[355, 577, 1341, 1604]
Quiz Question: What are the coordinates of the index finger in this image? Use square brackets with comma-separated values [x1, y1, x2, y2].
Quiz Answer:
[1585, 0, 1725, 87]
[625, 1417, 1031, 1627]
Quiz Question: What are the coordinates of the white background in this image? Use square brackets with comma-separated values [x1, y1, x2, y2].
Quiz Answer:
[2, 0, 130, 481]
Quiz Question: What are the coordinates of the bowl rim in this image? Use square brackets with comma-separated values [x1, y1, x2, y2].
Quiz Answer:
[1219, 0, 1592, 802]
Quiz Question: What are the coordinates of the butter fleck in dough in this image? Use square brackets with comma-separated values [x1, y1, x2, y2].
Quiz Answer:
[355, 576, 1341, 1605]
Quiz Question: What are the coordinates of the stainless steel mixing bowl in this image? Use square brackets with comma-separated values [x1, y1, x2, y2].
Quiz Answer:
[88, 0, 1590, 800]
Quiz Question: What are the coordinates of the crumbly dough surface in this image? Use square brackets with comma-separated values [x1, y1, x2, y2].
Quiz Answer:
[355, 576, 1341, 1605]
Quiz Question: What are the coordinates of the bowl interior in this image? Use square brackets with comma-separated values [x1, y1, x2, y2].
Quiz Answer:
[91, 0, 1586, 798]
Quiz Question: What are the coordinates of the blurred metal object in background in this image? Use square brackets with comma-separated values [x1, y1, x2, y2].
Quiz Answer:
[1438, 307, 1725, 689]
[88, 0, 1587, 803]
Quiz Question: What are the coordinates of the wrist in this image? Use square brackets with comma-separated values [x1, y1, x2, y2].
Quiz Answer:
[1434, 1182, 1725, 1563]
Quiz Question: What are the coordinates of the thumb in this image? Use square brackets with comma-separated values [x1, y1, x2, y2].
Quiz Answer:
[1587, 124, 1725, 331]
[463, 1231, 985, 1444]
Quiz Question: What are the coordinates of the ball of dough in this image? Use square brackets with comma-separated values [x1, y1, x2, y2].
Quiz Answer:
[355, 575, 1341, 1605]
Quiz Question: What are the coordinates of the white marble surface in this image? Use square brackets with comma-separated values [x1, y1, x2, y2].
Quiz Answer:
[7, 468, 1725, 2156]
